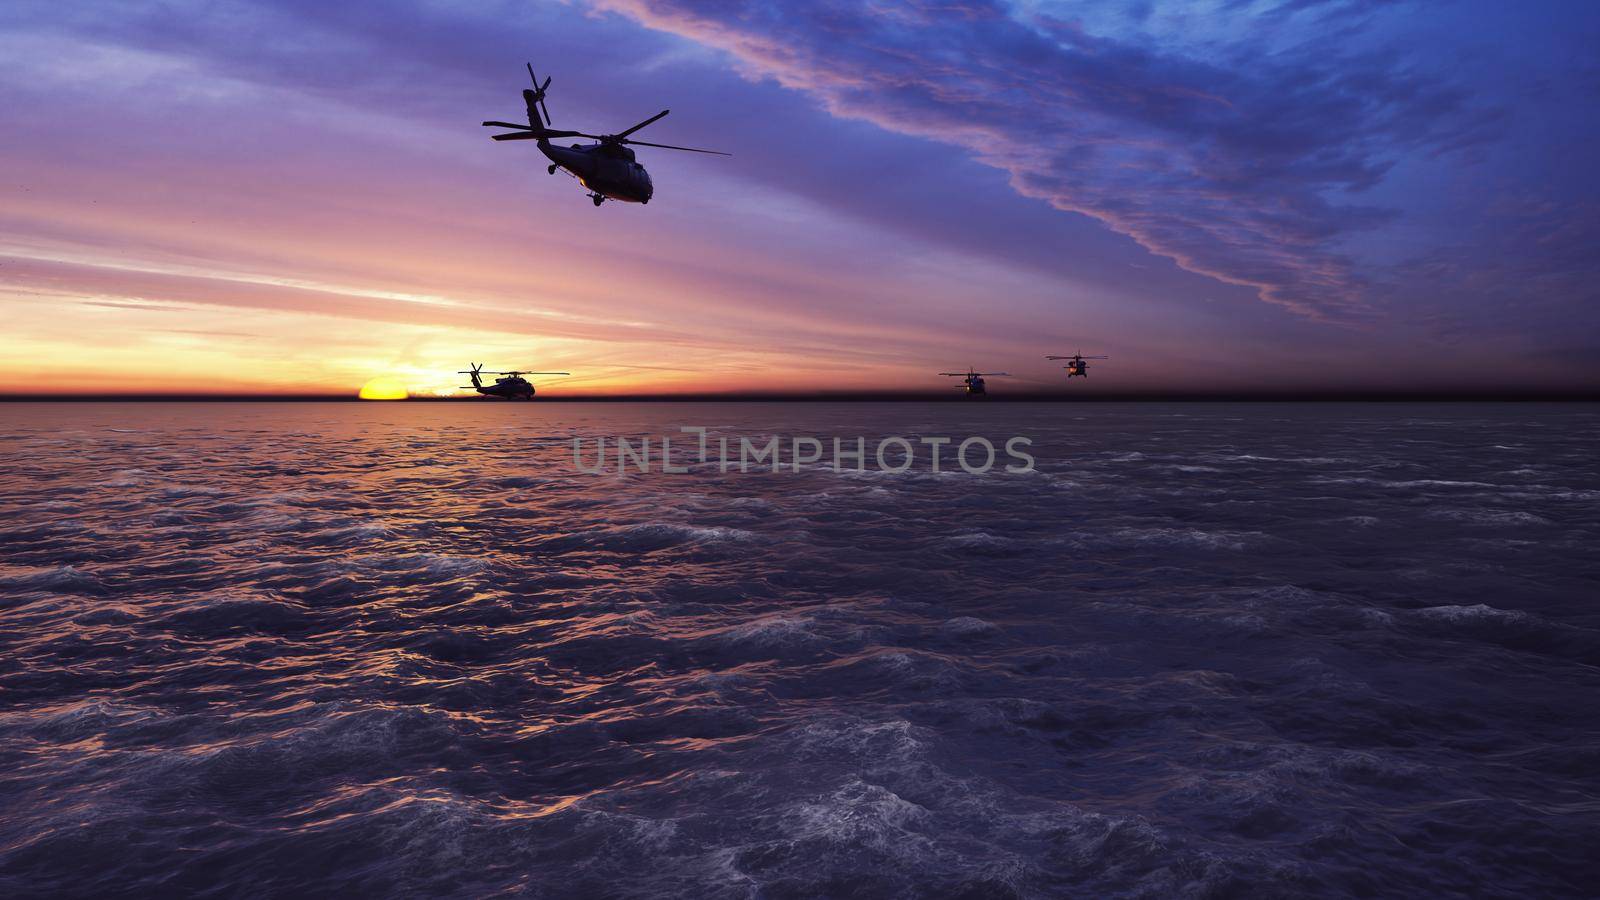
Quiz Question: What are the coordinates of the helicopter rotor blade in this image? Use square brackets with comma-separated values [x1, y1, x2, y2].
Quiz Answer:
[490, 127, 589, 141]
[544, 130, 596, 139]
[621, 138, 731, 156]
[615, 109, 669, 139]
[483, 121, 533, 130]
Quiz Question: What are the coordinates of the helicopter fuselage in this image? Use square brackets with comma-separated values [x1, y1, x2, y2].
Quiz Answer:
[477, 376, 534, 400]
[964, 376, 987, 395]
[540, 141, 653, 203]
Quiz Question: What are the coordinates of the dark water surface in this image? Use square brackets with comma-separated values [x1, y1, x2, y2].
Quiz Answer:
[1, 402, 1598, 898]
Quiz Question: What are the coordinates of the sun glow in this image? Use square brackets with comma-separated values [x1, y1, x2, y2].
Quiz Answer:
[358, 377, 409, 400]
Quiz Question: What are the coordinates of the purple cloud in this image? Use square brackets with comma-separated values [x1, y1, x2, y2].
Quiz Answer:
[595, 0, 1498, 319]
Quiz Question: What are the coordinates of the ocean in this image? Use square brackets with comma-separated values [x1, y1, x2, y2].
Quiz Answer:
[1, 401, 1597, 897]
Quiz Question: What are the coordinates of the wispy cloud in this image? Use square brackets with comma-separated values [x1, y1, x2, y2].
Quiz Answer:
[596, 0, 1499, 319]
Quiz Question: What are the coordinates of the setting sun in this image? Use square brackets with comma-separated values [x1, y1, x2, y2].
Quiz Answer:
[357, 377, 409, 400]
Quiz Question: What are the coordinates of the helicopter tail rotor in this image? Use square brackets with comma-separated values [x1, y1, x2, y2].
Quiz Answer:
[483, 63, 605, 143]
[525, 63, 552, 128]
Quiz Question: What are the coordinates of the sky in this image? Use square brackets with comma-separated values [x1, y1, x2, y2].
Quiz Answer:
[1, 0, 1597, 397]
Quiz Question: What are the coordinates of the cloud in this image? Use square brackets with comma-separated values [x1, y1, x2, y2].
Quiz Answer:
[593, 0, 1498, 319]
[5, 0, 1595, 389]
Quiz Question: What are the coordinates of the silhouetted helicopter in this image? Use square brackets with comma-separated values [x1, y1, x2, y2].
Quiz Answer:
[459, 363, 569, 400]
[1047, 352, 1109, 379]
[940, 368, 1010, 396]
[483, 63, 730, 207]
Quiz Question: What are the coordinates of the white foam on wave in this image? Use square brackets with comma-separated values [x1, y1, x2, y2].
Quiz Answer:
[789, 716, 927, 763]
[712, 614, 816, 649]
[103, 469, 150, 488]
[378, 553, 489, 578]
[1104, 527, 1261, 551]
[688, 670, 752, 694]
[769, 713, 1194, 891]
[318, 521, 395, 541]
[1309, 476, 1500, 489]
[242, 511, 309, 531]
[940, 531, 1018, 552]
[612, 522, 759, 549]
[1426, 508, 1552, 526]
[1413, 603, 1529, 626]
[780, 778, 933, 853]
[178, 702, 456, 774]
[1359, 607, 1395, 627]
[9, 699, 168, 742]
[939, 616, 998, 637]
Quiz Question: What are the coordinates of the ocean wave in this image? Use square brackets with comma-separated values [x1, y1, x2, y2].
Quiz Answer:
[938, 616, 999, 638]
[1426, 508, 1553, 525]
[1098, 526, 1263, 551]
[2, 403, 1597, 896]
[939, 530, 1026, 555]
[547, 522, 760, 553]
[0, 564, 106, 595]
[155, 591, 313, 635]
[1413, 603, 1530, 626]
[707, 614, 818, 650]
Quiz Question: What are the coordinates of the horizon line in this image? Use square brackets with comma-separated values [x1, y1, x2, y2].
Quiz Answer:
[3, 390, 1599, 403]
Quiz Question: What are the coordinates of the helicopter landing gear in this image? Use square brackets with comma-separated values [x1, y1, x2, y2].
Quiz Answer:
[590, 193, 605, 207]
[547, 164, 558, 175]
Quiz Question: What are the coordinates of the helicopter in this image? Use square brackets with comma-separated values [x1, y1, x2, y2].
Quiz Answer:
[940, 368, 1011, 396]
[1047, 352, 1109, 379]
[459, 363, 569, 400]
[483, 63, 730, 206]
